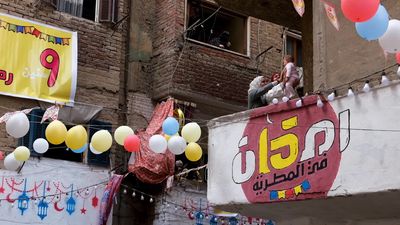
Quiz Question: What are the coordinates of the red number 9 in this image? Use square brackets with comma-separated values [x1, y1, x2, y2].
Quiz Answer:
[40, 48, 60, 87]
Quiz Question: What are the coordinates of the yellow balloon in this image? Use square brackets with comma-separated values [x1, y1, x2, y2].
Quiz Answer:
[14, 146, 30, 161]
[185, 142, 203, 162]
[92, 130, 113, 152]
[182, 122, 201, 143]
[45, 120, 67, 145]
[114, 126, 134, 145]
[164, 133, 178, 141]
[65, 125, 88, 150]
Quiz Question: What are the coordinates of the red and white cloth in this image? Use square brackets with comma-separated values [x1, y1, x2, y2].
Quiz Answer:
[41, 105, 60, 123]
[128, 99, 175, 184]
[322, 1, 340, 31]
[292, 0, 305, 17]
[0, 107, 36, 123]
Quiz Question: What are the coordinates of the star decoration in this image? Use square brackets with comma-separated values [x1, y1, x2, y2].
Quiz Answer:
[0, 187, 5, 193]
[80, 207, 87, 214]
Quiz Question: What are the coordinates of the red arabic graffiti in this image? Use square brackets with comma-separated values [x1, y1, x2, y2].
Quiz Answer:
[232, 96, 350, 203]
[0, 69, 14, 85]
[40, 48, 60, 87]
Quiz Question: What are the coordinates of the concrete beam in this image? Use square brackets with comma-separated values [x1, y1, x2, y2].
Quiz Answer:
[214, 0, 301, 30]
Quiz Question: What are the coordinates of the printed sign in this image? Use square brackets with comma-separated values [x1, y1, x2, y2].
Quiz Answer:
[0, 13, 77, 105]
[231, 97, 350, 203]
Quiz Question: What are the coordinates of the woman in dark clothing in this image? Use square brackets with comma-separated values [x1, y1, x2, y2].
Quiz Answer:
[248, 76, 278, 109]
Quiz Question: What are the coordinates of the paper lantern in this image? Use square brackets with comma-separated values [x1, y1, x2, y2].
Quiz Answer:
[114, 126, 134, 145]
[14, 146, 30, 161]
[65, 125, 87, 150]
[33, 138, 49, 154]
[185, 142, 203, 162]
[6, 112, 30, 138]
[45, 120, 67, 145]
[181, 122, 201, 143]
[91, 130, 112, 152]
[149, 135, 167, 154]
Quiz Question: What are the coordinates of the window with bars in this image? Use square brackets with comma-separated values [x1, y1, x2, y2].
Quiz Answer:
[18, 109, 110, 166]
[51, 0, 118, 23]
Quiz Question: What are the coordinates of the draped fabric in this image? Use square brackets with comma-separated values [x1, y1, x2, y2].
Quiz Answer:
[128, 99, 175, 184]
[99, 174, 123, 225]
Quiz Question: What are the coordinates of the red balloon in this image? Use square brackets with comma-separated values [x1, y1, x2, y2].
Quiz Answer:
[341, 0, 380, 22]
[396, 53, 400, 64]
[124, 134, 140, 152]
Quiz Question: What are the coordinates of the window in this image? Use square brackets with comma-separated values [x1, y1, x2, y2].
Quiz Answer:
[186, 0, 248, 55]
[18, 109, 110, 166]
[284, 31, 304, 96]
[52, 0, 118, 22]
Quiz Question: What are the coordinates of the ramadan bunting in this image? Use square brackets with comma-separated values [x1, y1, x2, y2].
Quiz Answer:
[0, 19, 70, 46]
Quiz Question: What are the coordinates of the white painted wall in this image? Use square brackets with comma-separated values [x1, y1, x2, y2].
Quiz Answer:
[207, 82, 400, 222]
[0, 157, 110, 225]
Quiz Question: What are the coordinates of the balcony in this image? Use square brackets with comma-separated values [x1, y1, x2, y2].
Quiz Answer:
[214, 0, 303, 30]
[207, 82, 400, 222]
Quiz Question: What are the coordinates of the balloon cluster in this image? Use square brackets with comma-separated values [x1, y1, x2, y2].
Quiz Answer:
[342, 0, 400, 60]
[4, 112, 31, 171]
[148, 117, 203, 162]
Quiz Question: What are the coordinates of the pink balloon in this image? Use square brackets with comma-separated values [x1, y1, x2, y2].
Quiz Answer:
[341, 0, 380, 22]
[396, 53, 400, 64]
[124, 135, 140, 152]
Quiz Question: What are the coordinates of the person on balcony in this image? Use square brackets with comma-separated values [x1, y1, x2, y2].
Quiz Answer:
[248, 76, 278, 109]
[280, 55, 300, 99]
[210, 31, 231, 49]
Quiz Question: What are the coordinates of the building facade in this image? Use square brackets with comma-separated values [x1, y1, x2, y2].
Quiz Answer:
[208, 0, 400, 225]
[0, 0, 129, 224]
[0, 0, 287, 225]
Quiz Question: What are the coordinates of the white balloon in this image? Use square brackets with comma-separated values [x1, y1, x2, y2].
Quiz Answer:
[168, 136, 187, 155]
[89, 144, 102, 155]
[6, 112, 30, 138]
[149, 135, 167, 154]
[4, 153, 22, 171]
[397, 66, 400, 77]
[379, 20, 400, 53]
[33, 138, 49, 154]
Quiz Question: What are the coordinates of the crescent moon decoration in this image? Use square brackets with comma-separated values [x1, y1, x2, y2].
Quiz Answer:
[54, 201, 64, 212]
[266, 114, 273, 124]
[6, 193, 16, 203]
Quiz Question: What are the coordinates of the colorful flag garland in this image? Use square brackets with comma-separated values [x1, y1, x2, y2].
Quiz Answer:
[292, 0, 305, 17]
[322, 0, 340, 31]
[0, 19, 70, 46]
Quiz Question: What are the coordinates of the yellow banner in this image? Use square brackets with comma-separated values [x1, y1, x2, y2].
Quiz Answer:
[0, 13, 77, 105]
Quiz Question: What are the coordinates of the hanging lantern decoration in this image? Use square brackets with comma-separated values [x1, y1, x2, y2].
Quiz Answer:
[229, 217, 238, 225]
[195, 211, 205, 225]
[17, 179, 29, 215]
[66, 185, 76, 215]
[210, 216, 219, 225]
[37, 181, 49, 220]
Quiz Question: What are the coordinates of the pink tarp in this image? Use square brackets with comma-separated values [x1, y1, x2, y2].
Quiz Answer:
[128, 99, 175, 184]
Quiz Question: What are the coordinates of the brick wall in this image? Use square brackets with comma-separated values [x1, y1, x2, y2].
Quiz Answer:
[0, 0, 129, 169]
[151, 0, 284, 105]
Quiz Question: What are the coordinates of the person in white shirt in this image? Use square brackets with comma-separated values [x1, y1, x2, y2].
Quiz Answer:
[280, 55, 300, 98]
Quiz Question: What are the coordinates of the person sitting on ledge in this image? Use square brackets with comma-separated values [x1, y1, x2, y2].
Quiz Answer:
[248, 75, 278, 109]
